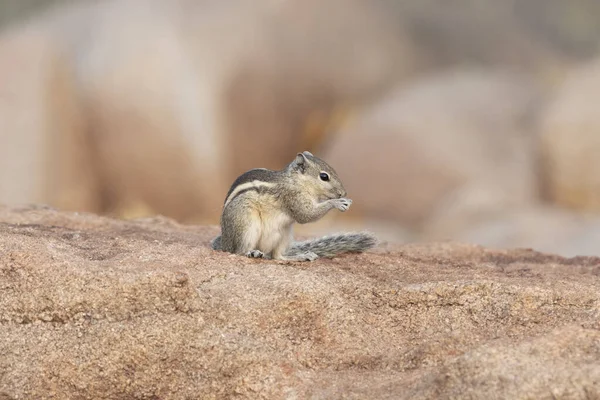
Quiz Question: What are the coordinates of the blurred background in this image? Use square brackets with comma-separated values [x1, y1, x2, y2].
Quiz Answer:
[2, 0, 600, 257]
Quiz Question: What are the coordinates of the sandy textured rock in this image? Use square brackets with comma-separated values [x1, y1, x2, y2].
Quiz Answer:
[325, 69, 541, 228]
[0, 205, 598, 399]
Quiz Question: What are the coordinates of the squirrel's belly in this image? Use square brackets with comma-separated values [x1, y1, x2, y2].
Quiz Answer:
[239, 191, 293, 255]
[256, 208, 293, 255]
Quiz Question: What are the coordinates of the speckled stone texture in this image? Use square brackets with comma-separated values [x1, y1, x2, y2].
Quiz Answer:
[0, 205, 598, 399]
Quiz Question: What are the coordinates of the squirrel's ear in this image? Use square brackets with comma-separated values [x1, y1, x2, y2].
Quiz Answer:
[291, 152, 308, 172]
[302, 151, 313, 157]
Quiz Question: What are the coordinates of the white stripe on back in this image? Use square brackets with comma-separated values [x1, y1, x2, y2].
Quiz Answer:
[224, 180, 276, 208]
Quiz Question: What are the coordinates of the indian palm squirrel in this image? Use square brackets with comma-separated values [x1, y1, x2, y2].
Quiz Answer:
[211, 151, 377, 261]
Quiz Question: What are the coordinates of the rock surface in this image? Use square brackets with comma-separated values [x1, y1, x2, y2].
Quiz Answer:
[0, 205, 599, 399]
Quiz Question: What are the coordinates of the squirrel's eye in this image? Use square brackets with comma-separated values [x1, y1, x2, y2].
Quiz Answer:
[319, 172, 330, 182]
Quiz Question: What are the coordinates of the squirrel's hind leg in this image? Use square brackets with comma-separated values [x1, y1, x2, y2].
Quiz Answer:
[221, 206, 262, 255]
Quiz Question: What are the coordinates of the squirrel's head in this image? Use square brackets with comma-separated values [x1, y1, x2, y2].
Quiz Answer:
[287, 151, 347, 200]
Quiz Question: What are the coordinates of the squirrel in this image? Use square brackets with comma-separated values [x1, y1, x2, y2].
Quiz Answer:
[211, 151, 377, 261]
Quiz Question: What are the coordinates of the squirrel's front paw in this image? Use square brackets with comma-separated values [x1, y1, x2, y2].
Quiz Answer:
[246, 250, 264, 258]
[332, 197, 352, 212]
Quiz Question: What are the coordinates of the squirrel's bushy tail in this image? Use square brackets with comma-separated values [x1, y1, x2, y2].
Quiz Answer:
[288, 232, 378, 258]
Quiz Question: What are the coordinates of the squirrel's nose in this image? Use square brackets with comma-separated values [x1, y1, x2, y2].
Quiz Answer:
[338, 189, 346, 198]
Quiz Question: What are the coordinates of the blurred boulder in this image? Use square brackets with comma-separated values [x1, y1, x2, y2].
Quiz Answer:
[428, 206, 600, 258]
[324, 69, 541, 229]
[0, 0, 414, 223]
[388, 0, 570, 74]
[0, 29, 97, 213]
[221, 0, 415, 175]
[539, 58, 600, 212]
